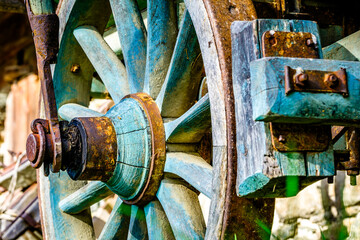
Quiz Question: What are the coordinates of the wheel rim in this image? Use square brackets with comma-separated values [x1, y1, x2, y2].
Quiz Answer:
[37, 0, 275, 239]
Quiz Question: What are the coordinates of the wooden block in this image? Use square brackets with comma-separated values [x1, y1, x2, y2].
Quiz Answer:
[232, 19, 335, 198]
[251, 57, 360, 125]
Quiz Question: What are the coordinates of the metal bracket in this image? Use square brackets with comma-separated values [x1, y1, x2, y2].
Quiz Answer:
[262, 31, 319, 58]
[284, 66, 348, 97]
[270, 123, 331, 152]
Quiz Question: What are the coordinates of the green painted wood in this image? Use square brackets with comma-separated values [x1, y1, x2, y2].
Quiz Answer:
[128, 205, 148, 240]
[164, 152, 212, 198]
[157, 178, 206, 239]
[323, 30, 360, 61]
[232, 19, 332, 198]
[144, 200, 175, 240]
[58, 103, 102, 121]
[98, 198, 131, 240]
[156, 10, 203, 118]
[109, 0, 147, 93]
[59, 182, 113, 214]
[143, 0, 177, 99]
[165, 94, 210, 143]
[29, 0, 54, 15]
[251, 57, 360, 125]
[73, 26, 129, 103]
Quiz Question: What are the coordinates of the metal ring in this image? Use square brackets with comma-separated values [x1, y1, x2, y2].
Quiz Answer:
[30, 123, 46, 169]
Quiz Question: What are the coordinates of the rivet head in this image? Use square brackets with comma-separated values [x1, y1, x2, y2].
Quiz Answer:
[71, 64, 81, 73]
[295, 73, 308, 87]
[324, 74, 339, 88]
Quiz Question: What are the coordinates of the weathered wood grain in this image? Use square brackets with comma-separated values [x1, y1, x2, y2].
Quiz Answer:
[157, 178, 206, 239]
[73, 26, 129, 103]
[155, 10, 203, 118]
[232, 19, 333, 198]
[164, 152, 213, 198]
[144, 200, 175, 240]
[323, 30, 360, 61]
[143, 0, 177, 99]
[59, 181, 113, 214]
[164, 94, 210, 143]
[251, 57, 360, 125]
[109, 0, 147, 93]
[58, 103, 102, 121]
[98, 198, 131, 240]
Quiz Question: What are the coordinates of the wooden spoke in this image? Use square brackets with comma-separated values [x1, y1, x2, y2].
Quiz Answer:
[58, 103, 102, 121]
[165, 94, 210, 143]
[164, 152, 212, 198]
[156, 10, 203, 118]
[128, 205, 148, 240]
[109, 0, 147, 93]
[73, 26, 129, 103]
[157, 178, 206, 239]
[59, 182, 113, 214]
[144, 200, 175, 240]
[98, 198, 131, 240]
[143, 0, 177, 98]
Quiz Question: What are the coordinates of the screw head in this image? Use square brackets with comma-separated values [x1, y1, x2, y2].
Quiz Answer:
[295, 73, 308, 87]
[70, 64, 81, 73]
[324, 74, 339, 88]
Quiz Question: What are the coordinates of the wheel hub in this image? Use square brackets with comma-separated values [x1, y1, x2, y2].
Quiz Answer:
[26, 93, 165, 205]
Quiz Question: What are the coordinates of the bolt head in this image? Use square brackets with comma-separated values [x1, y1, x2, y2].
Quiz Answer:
[70, 64, 81, 73]
[295, 73, 308, 87]
[26, 133, 40, 162]
[324, 74, 339, 88]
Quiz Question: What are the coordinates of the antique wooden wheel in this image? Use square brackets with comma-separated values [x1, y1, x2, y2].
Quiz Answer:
[27, 0, 275, 239]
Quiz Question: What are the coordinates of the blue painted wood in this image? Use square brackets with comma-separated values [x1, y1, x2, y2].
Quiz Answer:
[307, 148, 335, 176]
[143, 0, 177, 98]
[128, 205, 148, 240]
[157, 178, 206, 239]
[73, 26, 129, 103]
[104, 97, 151, 200]
[144, 200, 175, 240]
[109, 0, 147, 93]
[59, 182, 113, 214]
[251, 57, 360, 125]
[58, 103, 102, 121]
[232, 19, 333, 198]
[98, 198, 131, 240]
[164, 94, 210, 143]
[156, 10, 202, 118]
[164, 152, 212, 198]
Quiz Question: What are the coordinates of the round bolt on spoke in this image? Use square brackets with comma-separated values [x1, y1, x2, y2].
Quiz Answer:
[295, 73, 308, 87]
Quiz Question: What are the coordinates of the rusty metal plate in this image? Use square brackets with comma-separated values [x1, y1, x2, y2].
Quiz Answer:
[262, 31, 319, 58]
[270, 123, 331, 152]
[284, 66, 348, 96]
